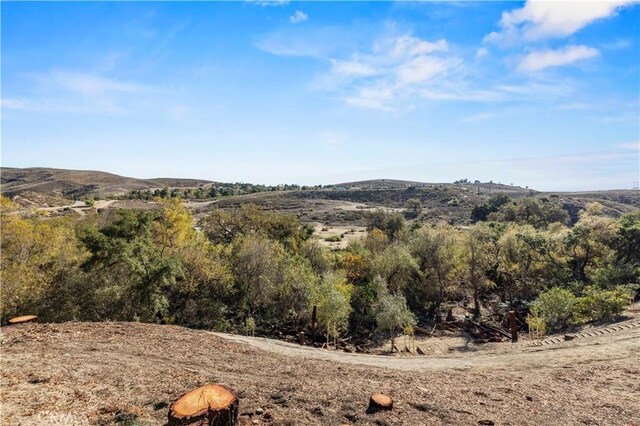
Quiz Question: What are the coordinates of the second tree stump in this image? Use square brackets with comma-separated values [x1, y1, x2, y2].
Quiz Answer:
[367, 393, 393, 413]
[168, 384, 238, 426]
[8, 315, 38, 325]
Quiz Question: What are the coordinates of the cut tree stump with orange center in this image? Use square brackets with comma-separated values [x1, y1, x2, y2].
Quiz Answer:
[8, 315, 38, 325]
[367, 393, 393, 413]
[168, 384, 239, 426]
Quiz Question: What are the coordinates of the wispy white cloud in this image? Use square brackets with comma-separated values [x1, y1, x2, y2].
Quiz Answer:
[308, 33, 459, 110]
[485, 0, 638, 44]
[417, 87, 503, 102]
[518, 45, 599, 72]
[289, 10, 308, 24]
[257, 9, 630, 112]
[460, 112, 500, 123]
[379, 35, 448, 57]
[472, 150, 639, 190]
[39, 71, 150, 96]
[330, 59, 377, 77]
[1, 96, 129, 115]
[601, 38, 633, 50]
[555, 102, 593, 111]
[475, 47, 489, 59]
[262, 25, 585, 110]
[255, 26, 352, 58]
[246, 0, 289, 7]
[2, 98, 82, 112]
[4, 71, 157, 116]
[494, 80, 574, 98]
[619, 141, 640, 150]
[344, 84, 395, 111]
[396, 55, 458, 86]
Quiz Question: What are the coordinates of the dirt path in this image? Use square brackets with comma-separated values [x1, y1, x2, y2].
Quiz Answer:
[212, 317, 640, 372]
[2, 321, 639, 425]
[36, 199, 117, 216]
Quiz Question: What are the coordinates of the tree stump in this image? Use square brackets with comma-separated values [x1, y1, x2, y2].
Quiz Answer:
[8, 315, 38, 325]
[168, 384, 239, 426]
[367, 393, 393, 414]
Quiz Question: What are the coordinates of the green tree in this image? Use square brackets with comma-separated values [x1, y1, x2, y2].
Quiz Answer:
[363, 228, 390, 254]
[79, 210, 181, 322]
[403, 198, 422, 219]
[299, 239, 332, 275]
[410, 224, 462, 315]
[488, 197, 568, 228]
[497, 224, 543, 306]
[367, 210, 406, 241]
[564, 203, 618, 284]
[202, 204, 308, 248]
[608, 211, 640, 285]
[470, 194, 511, 222]
[229, 234, 281, 316]
[1, 198, 88, 321]
[375, 291, 416, 351]
[311, 271, 352, 347]
[462, 224, 495, 318]
[370, 244, 418, 295]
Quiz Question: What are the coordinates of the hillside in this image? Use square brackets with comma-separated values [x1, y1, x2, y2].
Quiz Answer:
[208, 185, 639, 226]
[1, 320, 638, 425]
[0, 167, 212, 198]
[3, 167, 639, 226]
[333, 179, 530, 194]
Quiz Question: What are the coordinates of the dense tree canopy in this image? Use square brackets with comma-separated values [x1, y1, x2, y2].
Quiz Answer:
[1, 196, 638, 339]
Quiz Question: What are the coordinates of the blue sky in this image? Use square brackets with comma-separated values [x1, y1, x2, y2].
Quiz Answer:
[2, 1, 639, 190]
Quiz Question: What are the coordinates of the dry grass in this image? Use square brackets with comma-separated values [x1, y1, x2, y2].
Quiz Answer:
[2, 321, 639, 425]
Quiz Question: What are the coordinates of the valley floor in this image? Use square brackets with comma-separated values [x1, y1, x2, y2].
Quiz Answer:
[1, 319, 639, 425]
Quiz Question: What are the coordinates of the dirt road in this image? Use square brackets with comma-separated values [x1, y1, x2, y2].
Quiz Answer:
[2, 320, 639, 426]
[213, 317, 640, 372]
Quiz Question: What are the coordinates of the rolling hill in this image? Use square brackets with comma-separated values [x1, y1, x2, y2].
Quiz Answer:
[2, 167, 639, 226]
[0, 167, 212, 198]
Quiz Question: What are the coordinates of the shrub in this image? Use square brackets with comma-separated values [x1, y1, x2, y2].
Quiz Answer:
[532, 285, 635, 331]
[530, 288, 577, 331]
[526, 313, 546, 339]
[244, 316, 256, 336]
[575, 286, 634, 323]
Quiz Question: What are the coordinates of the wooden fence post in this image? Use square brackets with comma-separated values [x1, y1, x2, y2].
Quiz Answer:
[509, 311, 518, 343]
[311, 305, 318, 344]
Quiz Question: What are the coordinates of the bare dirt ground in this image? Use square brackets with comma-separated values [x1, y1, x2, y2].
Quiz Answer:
[312, 223, 367, 250]
[2, 317, 639, 426]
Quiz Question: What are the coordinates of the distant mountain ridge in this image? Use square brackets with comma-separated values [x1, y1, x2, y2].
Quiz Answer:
[0, 167, 212, 198]
[333, 178, 530, 192]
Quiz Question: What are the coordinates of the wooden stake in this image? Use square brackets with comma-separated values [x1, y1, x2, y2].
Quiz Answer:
[311, 305, 318, 344]
[509, 311, 518, 343]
